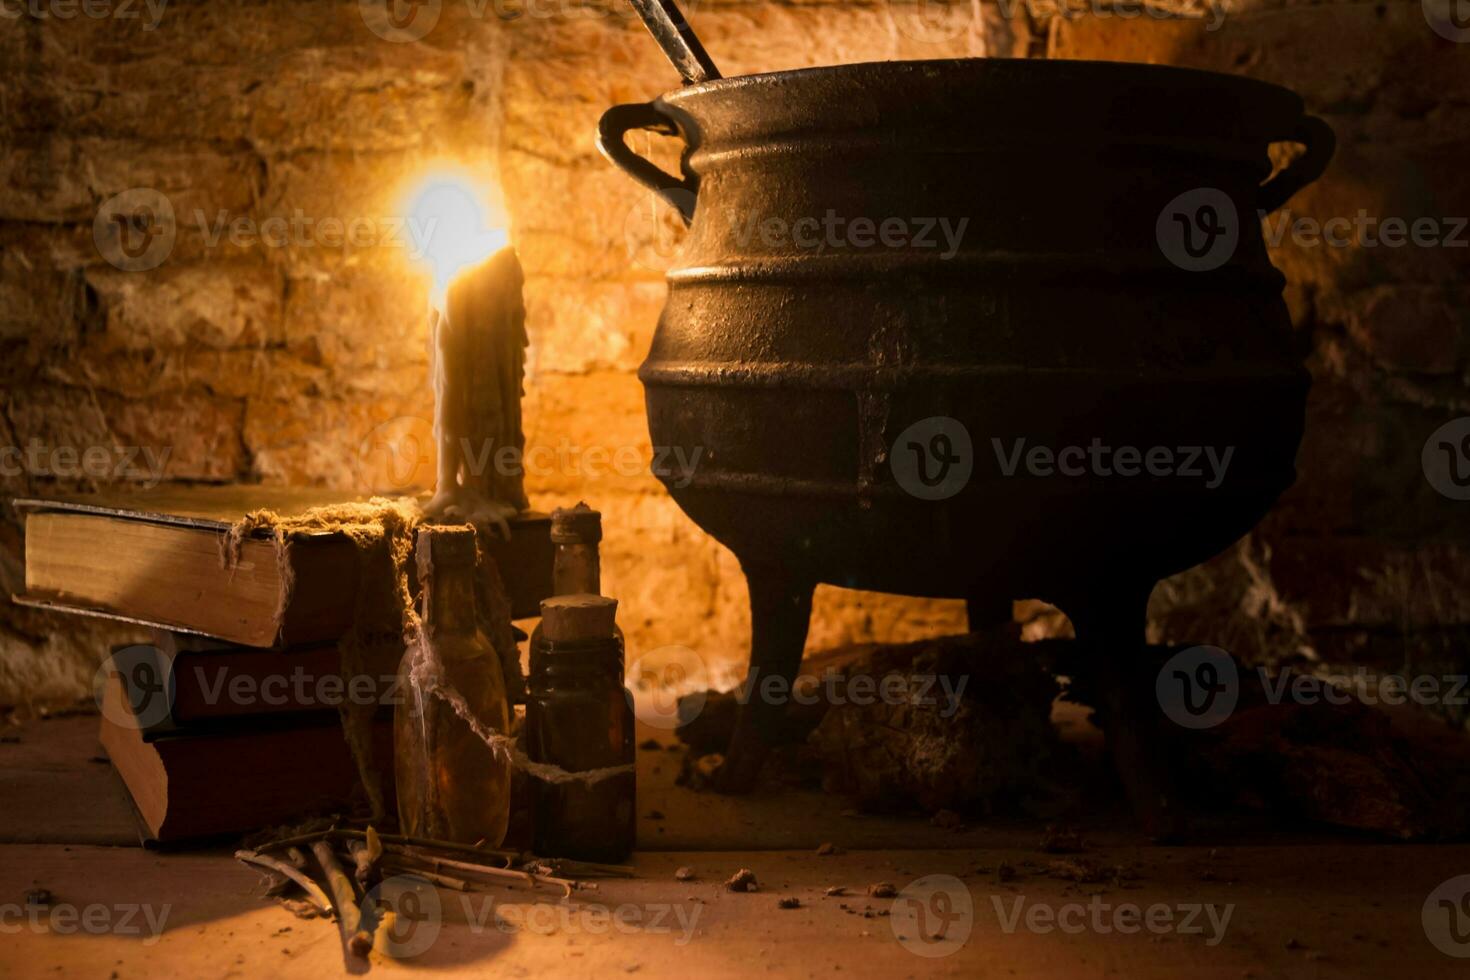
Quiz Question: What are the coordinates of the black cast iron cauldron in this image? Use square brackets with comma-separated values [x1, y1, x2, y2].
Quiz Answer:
[598, 58, 1333, 829]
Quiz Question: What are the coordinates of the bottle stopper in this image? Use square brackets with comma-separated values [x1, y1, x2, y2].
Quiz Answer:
[540, 593, 618, 643]
[416, 524, 478, 577]
[550, 502, 603, 545]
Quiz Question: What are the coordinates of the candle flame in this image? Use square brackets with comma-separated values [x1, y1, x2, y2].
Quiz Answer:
[406, 174, 508, 305]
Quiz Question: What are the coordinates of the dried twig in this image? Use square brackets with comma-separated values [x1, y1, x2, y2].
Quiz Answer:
[259, 827, 630, 880]
[258, 828, 596, 900]
[524, 857, 636, 879]
[394, 847, 584, 897]
[380, 861, 472, 892]
[350, 827, 384, 892]
[234, 849, 331, 914]
[263, 828, 516, 866]
[312, 840, 374, 959]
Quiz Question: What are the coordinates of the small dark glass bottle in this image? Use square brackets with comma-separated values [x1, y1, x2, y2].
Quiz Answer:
[529, 503, 622, 646]
[525, 595, 635, 862]
[549, 502, 602, 595]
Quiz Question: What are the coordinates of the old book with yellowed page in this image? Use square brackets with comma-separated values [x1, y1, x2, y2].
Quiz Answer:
[15, 486, 552, 648]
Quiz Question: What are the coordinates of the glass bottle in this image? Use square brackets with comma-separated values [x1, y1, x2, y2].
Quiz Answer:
[395, 526, 513, 847]
[525, 594, 636, 862]
[530, 502, 621, 655]
[550, 502, 602, 594]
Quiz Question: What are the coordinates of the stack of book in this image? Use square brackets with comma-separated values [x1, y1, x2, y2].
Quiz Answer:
[14, 487, 552, 843]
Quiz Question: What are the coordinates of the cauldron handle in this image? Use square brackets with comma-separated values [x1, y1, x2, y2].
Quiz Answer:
[1257, 115, 1335, 215]
[598, 102, 698, 226]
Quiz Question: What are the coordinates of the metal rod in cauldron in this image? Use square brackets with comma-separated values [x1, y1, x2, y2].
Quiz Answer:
[626, 0, 721, 84]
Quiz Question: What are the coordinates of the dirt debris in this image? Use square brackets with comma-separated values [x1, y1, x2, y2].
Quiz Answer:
[725, 869, 759, 893]
[1040, 824, 1087, 853]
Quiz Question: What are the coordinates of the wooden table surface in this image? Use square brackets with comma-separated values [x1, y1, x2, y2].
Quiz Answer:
[1, 715, 1466, 978]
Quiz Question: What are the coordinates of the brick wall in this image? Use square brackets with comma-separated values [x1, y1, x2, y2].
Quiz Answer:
[1, 0, 1466, 713]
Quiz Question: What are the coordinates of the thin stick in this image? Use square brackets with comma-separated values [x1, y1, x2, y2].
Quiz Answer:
[404, 849, 580, 893]
[380, 862, 472, 892]
[259, 828, 603, 895]
[263, 828, 516, 866]
[313, 840, 374, 959]
[529, 858, 636, 878]
[234, 850, 331, 914]
[349, 828, 384, 891]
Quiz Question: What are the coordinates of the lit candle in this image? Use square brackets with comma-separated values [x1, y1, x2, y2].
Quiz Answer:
[408, 177, 529, 535]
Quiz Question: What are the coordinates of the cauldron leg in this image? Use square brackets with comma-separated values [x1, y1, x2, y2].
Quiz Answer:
[966, 596, 1012, 632]
[716, 565, 816, 793]
[1068, 584, 1185, 841]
